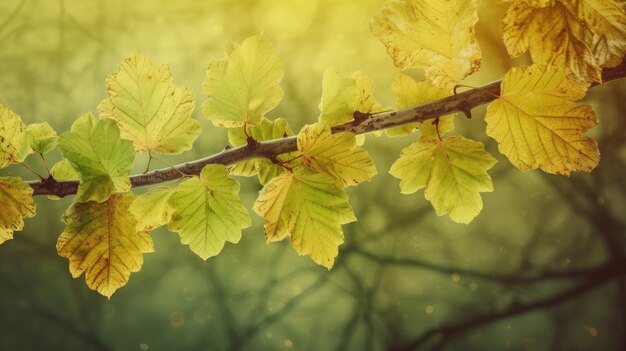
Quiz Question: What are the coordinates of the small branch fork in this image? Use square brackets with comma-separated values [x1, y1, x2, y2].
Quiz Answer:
[27, 60, 626, 198]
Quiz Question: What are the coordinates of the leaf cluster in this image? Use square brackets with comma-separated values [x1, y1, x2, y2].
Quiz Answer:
[0, 0, 624, 297]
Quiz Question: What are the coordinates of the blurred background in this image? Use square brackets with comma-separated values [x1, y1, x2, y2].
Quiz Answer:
[0, 0, 625, 350]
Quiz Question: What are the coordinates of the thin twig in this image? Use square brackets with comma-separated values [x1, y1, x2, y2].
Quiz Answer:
[26, 60, 626, 198]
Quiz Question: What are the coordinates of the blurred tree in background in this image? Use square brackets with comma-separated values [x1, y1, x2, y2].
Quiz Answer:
[0, 0, 624, 350]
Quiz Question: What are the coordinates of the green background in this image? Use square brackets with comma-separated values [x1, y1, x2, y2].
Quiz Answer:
[0, 0, 624, 350]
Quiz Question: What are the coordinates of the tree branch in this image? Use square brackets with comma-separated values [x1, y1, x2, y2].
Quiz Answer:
[351, 247, 616, 285]
[388, 258, 626, 351]
[28, 60, 626, 197]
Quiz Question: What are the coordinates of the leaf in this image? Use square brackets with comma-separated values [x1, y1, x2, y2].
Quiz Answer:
[370, 0, 482, 85]
[390, 135, 496, 224]
[168, 164, 250, 260]
[0, 177, 36, 245]
[387, 73, 456, 137]
[59, 114, 135, 203]
[50, 159, 80, 181]
[56, 193, 153, 298]
[202, 34, 284, 127]
[298, 123, 376, 186]
[98, 51, 202, 154]
[227, 118, 296, 184]
[485, 65, 599, 175]
[129, 187, 176, 232]
[318, 68, 383, 126]
[26, 122, 58, 155]
[253, 168, 356, 269]
[0, 104, 30, 168]
[502, 0, 626, 82]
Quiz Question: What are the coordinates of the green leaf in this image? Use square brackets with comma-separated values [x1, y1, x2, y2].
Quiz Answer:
[57, 193, 153, 298]
[130, 186, 176, 232]
[227, 118, 296, 184]
[202, 34, 284, 127]
[319, 68, 383, 126]
[59, 113, 135, 203]
[253, 168, 356, 269]
[390, 135, 496, 224]
[168, 164, 251, 260]
[98, 51, 202, 154]
[26, 122, 58, 154]
[298, 123, 376, 186]
[0, 177, 36, 245]
[0, 104, 30, 168]
[387, 73, 455, 137]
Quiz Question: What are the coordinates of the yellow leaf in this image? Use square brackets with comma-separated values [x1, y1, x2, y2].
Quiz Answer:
[202, 34, 284, 127]
[98, 51, 202, 154]
[298, 123, 377, 186]
[318, 68, 383, 126]
[370, 0, 482, 86]
[0, 177, 36, 245]
[227, 118, 296, 184]
[56, 193, 153, 298]
[253, 168, 356, 269]
[168, 165, 250, 260]
[502, 0, 626, 82]
[0, 104, 30, 168]
[387, 73, 456, 137]
[485, 65, 599, 175]
[390, 136, 496, 224]
[130, 187, 176, 232]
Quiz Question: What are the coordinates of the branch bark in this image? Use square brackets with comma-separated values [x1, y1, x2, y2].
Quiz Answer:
[28, 60, 626, 197]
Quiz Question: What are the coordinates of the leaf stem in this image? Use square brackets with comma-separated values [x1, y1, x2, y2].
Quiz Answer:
[39, 153, 51, 176]
[150, 154, 190, 178]
[144, 151, 153, 174]
[19, 162, 45, 180]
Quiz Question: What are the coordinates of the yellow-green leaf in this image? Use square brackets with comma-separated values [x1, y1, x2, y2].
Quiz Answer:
[387, 73, 456, 137]
[390, 135, 496, 224]
[370, 0, 482, 86]
[26, 122, 58, 154]
[98, 51, 202, 153]
[59, 114, 135, 203]
[485, 65, 599, 175]
[319, 68, 383, 126]
[202, 34, 284, 127]
[50, 159, 80, 181]
[0, 177, 36, 245]
[253, 168, 356, 269]
[56, 193, 153, 298]
[502, 0, 626, 82]
[227, 118, 296, 184]
[0, 104, 30, 168]
[130, 187, 176, 232]
[168, 164, 250, 260]
[298, 123, 376, 186]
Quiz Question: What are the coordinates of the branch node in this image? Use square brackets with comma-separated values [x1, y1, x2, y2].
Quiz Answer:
[42, 175, 56, 186]
[245, 135, 260, 151]
[353, 110, 370, 124]
[459, 102, 473, 119]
